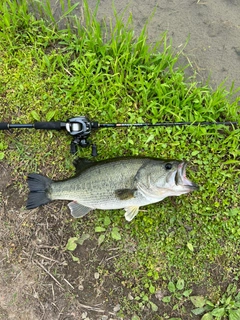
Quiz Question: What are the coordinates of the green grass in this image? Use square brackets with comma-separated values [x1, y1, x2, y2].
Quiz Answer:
[0, 0, 239, 319]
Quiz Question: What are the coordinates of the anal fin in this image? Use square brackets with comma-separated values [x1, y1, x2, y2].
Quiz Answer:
[124, 206, 140, 221]
[68, 201, 92, 218]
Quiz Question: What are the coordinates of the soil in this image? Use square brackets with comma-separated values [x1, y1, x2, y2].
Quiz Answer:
[0, 164, 122, 320]
[1, 1, 240, 319]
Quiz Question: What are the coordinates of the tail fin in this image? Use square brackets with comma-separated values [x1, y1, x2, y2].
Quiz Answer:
[26, 173, 52, 209]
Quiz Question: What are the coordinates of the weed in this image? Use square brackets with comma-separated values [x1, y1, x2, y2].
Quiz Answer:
[162, 280, 192, 308]
[191, 284, 240, 319]
[65, 233, 90, 263]
[95, 215, 122, 244]
[0, 141, 7, 160]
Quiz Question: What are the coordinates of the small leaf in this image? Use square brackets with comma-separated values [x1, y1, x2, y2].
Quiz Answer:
[224, 295, 232, 306]
[70, 252, 80, 263]
[46, 110, 56, 121]
[65, 237, 78, 251]
[77, 233, 90, 245]
[211, 307, 225, 317]
[229, 309, 240, 320]
[176, 279, 184, 290]
[95, 226, 106, 232]
[98, 234, 105, 246]
[187, 242, 194, 252]
[162, 296, 171, 303]
[223, 160, 240, 165]
[205, 300, 214, 307]
[173, 304, 178, 310]
[149, 301, 158, 312]
[104, 216, 111, 226]
[228, 209, 239, 217]
[31, 110, 40, 121]
[190, 296, 206, 308]
[191, 150, 200, 156]
[142, 295, 148, 302]
[145, 134, 155, 144]
[131, 316, 140, 320]
[201, 313, 213, 320]
[176, 292, 182, 300]
[235, 292, 240, 301]
[149, 284, 155, 294]
[183, 289, 192, 297]
[111, 227, 121, 240]
[0, 152, 4, 160]
[168, 281, 176, 293]
[192, 307, 206, 315]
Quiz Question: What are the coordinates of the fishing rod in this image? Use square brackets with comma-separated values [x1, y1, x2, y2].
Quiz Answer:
[0, 116, 238, 155]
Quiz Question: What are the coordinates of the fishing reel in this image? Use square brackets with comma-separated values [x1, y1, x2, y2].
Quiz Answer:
[65, 116, 98, 156]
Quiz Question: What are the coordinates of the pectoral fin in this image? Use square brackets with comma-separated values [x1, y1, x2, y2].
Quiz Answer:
[115, 189, 137, 200]
[124, 206, 140, 221]
[68, 201, 92, 218]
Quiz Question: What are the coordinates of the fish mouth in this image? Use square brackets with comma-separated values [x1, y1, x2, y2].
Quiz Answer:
[175, 162, 199, 190]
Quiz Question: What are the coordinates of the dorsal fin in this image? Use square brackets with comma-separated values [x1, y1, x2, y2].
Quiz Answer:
[73, 157, 96, 174]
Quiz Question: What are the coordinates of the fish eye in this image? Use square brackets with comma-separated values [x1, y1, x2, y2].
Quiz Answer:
[165, 163, 172, 170]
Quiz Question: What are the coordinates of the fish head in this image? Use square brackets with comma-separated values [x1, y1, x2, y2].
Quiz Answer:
[140, 160, 199, 199]
[165, 161, 198, 194]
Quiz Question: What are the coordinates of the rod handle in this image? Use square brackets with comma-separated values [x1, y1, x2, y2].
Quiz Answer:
[34, 121, 65, 130]
[0, 123, 9, 130]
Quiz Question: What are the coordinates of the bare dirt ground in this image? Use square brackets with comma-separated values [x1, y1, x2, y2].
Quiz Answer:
[0, 164, 124, 320]
[1, 0, 240, 319]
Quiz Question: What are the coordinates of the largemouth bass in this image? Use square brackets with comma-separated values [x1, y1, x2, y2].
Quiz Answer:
[26, 157, 198, 221]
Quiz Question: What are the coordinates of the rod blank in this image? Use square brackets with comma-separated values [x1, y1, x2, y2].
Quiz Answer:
[98, 121, 238, 128]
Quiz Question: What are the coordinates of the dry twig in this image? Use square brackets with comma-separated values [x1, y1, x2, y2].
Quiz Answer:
[34, 260, 64, 289]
